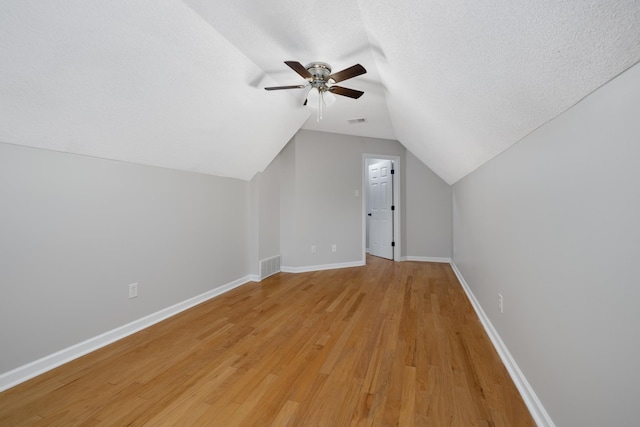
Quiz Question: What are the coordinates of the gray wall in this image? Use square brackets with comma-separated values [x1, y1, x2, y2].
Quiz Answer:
[282, 130, 406, 267]
[405, 150, 452, 258]
[258, 156, 281, 262]
[279, 139, 297, 268]
[249, 153, 282, 276]
[248, 171, 259, 276]
[452, 62, 640, 426]
[0, 143, 249, 374]
[278, 129, 452, 268]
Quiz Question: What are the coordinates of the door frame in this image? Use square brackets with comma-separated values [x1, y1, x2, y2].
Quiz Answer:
[362, 153, 401, 262]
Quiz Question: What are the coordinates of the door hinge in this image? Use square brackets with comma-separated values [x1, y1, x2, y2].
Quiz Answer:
[391, 205, 395, 211]
[391, 241, 396, 247]
[391, 169, 395, 174]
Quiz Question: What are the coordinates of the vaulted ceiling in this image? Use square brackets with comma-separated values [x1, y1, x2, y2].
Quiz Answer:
[1, 1, 639, 183]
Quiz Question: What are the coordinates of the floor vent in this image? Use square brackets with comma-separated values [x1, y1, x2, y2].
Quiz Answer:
[260, 255, 281, 280]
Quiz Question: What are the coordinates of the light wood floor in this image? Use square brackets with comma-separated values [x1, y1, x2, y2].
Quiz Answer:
[0, 256, 535, 426]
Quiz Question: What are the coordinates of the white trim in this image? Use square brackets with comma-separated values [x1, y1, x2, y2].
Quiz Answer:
[0, 275, 252, 393]
[401, 256, 452, 263]
[248, 274, 261, 282]
[281, 260, 365, 274]
[363, 154, 402, 263]
[450, 262, 555, 427]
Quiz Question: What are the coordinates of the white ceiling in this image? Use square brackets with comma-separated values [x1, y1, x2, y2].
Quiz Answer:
[1, 1, 639, 183]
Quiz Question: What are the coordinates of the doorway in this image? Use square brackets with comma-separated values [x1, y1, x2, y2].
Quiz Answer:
[363, 154, 401, 263]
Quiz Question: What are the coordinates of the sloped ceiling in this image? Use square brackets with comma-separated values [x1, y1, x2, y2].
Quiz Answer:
[1, 1, 639, 183]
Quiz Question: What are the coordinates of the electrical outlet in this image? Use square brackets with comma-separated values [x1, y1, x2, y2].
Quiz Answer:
[311, 245, 316, 254]
[129, 282, 138, 299]
[498, 293, 503, 313]
[332, 244, 337, 252]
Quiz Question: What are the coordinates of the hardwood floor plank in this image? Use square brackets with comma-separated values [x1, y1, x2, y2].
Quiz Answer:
[270, 399, 299, 426]
[0, 256, 535, 426]
[399, 365, 417, 427]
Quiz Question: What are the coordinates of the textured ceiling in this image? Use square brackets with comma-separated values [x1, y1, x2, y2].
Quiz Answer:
[1, 1, 640, 183]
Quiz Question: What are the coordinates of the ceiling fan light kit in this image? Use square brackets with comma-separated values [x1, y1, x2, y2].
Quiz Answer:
[265, 61, 367, 122]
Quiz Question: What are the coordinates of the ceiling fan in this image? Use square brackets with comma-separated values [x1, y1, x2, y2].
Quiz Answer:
[265, 61, 367, 121]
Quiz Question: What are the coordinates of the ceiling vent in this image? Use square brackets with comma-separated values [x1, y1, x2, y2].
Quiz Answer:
[348, 118, 367, 124]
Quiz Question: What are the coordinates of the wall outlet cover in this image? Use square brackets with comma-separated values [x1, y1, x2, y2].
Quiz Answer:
[129, 282, 138, 299]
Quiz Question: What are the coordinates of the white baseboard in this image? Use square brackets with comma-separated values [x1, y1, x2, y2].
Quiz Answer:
[450, 262, 554, 427]
[248, 274, 261, 282]
[401, 256, 452, 263]
[0, 275, 252, 393]
[281, 260, 365, 274]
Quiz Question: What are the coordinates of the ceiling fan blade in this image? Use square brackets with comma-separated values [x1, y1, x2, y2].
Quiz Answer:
[285, 61, 313, 80]
[328, 64, 366, 83]
[328, 86, 364, 99]
[264, 85, 307, 91]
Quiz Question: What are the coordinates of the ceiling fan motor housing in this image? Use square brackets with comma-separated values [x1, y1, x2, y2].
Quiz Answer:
[306, 62, 332, 88]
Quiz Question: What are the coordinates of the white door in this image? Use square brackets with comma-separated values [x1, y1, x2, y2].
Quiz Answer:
[368, 160, 394, 260]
